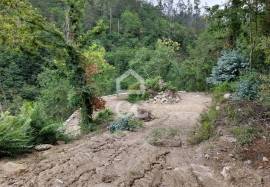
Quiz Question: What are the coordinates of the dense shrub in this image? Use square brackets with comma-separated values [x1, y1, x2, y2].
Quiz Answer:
[0, 102, 68, 156]
[94, 109, 114, 125]
[207, 50, 248, 85]
[0, 111, 31, 156]
[235, 72, 261, 101]
[38, 69, 75, 122]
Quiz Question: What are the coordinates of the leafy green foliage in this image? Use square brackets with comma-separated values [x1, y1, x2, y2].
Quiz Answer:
[94, 109, 114, 126]
[235, 72, 261, 101]
[207, 50, 248, 85]
[121, 10, 142, 36]
[0, 111, 31, 156]
[127, 93, 149, 103]
[83, 44, 116, 95]
[38, 69, 75, 121]
[0, 102, 68, 156]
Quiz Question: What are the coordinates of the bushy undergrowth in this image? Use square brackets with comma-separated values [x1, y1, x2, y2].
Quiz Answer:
[232, 127, 259, 145]
[0, 112, 31, 156]
[94, 109, 114, 126]
[108, 115, 143, 133]
[0, 103, 68, 157]
[235, 72, 261, 101]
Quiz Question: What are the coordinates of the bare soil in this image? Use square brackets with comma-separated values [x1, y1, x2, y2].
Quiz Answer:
[0, 92, 268, 187]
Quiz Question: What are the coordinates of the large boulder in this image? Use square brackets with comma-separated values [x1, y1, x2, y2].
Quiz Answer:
[63, 110, 81, 137]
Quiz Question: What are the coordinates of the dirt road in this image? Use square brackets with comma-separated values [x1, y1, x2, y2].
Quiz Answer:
[0, 93, 266, 187]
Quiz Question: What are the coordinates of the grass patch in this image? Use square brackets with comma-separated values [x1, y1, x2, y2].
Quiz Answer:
[232, 127, 260, 145]
[147, 128, 180, 146]
[189, 106, 218, 145]
[212, 82, 236, 102]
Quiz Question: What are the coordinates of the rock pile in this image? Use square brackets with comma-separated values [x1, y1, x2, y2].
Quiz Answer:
[147, 91, 181, 104]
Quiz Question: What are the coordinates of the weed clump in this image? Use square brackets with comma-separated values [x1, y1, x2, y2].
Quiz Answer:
[147, 128, 181, 147]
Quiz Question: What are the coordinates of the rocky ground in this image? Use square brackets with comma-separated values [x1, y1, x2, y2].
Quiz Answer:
[0, 92, 268, 187]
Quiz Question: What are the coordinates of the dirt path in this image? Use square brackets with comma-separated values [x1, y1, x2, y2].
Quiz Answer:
[0, 93, 266, 187]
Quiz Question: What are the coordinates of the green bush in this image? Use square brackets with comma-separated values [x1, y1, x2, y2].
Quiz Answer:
[207, 50, 248, 85]
[38, 69, 75, 122]
[25, 103, 68, 145]
[94, 109, 114, 125]
[235, 72, 261, 101]
[0, 112, 32, 156]
[108, 115, 143, 133]
[127, 93, 149, 103]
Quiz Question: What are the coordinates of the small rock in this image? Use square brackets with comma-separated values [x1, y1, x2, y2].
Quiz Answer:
[221, 166, 232, 181]
[204, 154, 210, 160]
[218, 129, 223, 136]
[244, 160, 252, 165]
[174, 167, 180, 171]
[166, 166, 173, 170]
[34, 144, 53, 151]
[55, 179, 64, 184]
[224, 93, 231, 99]
[263, 157, 269, 162]
[229, 154, 234, 158]
[258, 166, 264, 169]
[216, 106, 220, 111]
